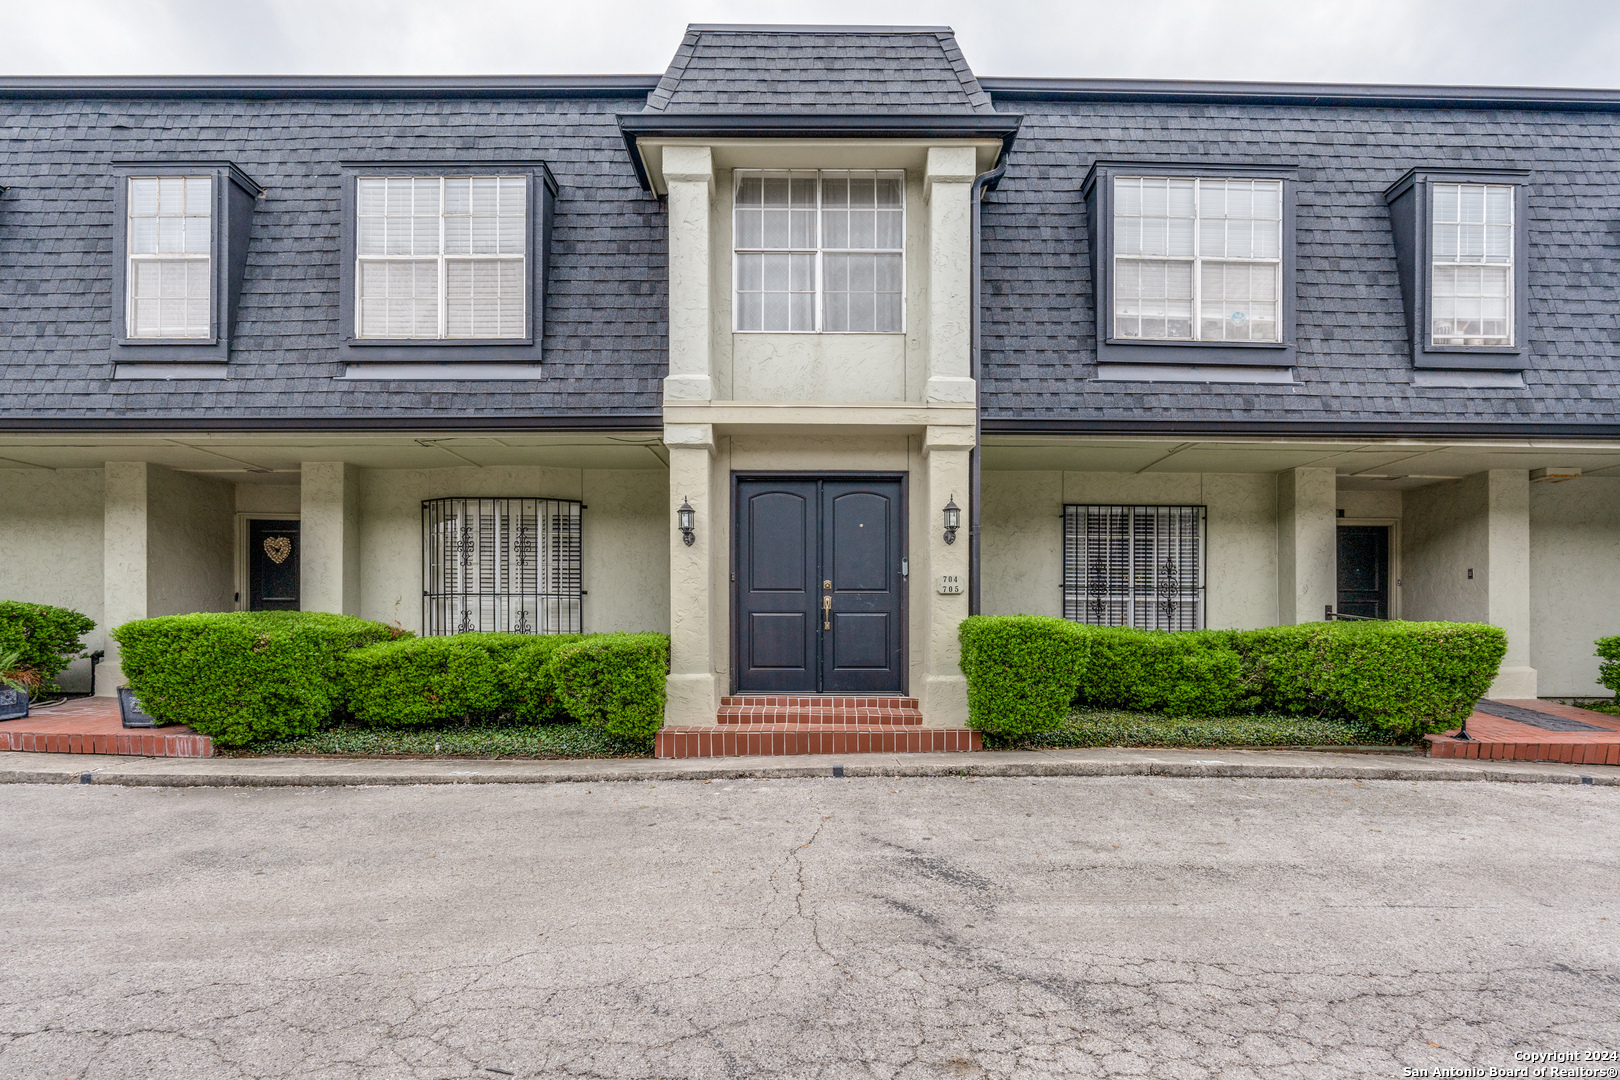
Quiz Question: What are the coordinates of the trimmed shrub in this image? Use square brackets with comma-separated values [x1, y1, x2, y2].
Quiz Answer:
[958, 616, 1090, 737]
[1078, 627, 1254, 718]
[341, 634, 533, 728]
[1596, 636, 1620, 698]
[1240, 621, 1506, 737]
[959, 616, 1506, 740]
[550, 634, 670, 742]
[111, 611, 400, 745]
[500, 635, 582, 723]
[0, 601, 95, 695]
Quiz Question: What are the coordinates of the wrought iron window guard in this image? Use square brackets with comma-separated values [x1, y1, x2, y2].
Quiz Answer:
[1063, 504, 1206, 631]
[423, 497, 582, 635]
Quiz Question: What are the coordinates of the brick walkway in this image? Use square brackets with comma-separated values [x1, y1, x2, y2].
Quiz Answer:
[0, 696, 214, 758]
[1425, 699, 1620, 765]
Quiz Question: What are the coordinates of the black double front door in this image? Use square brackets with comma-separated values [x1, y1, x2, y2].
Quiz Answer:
[734, 476, 905, 694]
[1336, 524, 1390, 619]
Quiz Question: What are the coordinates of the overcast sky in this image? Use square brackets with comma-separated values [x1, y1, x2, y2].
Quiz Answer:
[4, 0, 1619, 88]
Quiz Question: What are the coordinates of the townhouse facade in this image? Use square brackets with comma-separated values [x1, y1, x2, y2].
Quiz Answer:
[5, 25, 1620, 738]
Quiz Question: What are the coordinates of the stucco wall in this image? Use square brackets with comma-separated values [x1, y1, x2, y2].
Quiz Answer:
[0, 468, 105, 691]
[1530, 476, 1620, 696]
[979, 470, 1279, 630]
[1402, 475, 1489, 624]
[359, 466, 669, 635]
[236, 484, 300, 516]
[146, 466, 235, 619]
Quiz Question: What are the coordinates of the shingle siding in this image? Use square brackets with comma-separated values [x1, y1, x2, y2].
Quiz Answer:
[0, 95, 666, 422]
[645, 28, 994, 114]
[980, 100, 1620, 426]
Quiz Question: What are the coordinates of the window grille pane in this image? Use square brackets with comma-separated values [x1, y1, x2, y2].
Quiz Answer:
[735, 252, 815, 332]
[422, 497, 582, 635]
[1063, 505, 1205, 630]
[127, 175, 211, 339]
[447, 259, 526, 338]
[1431, 182, 1514, 345]
[1114, 258, 1193, 340]
[1199, 260, 1280, 342]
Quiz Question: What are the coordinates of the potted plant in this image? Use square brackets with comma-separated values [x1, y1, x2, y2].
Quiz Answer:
[0, 651, 39, 721]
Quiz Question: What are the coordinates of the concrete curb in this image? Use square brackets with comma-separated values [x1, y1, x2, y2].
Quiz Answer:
[2, 748, 1617, 788]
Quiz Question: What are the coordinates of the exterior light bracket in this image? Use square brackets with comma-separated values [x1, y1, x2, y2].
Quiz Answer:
[943, 495, 961, 545]
[677, 496, 696, 546]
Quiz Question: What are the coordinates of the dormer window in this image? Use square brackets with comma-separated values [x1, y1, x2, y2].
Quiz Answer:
[1429, 183, 1514, 347]
[126, 176, 213, 339]
[733, 170, 905, 334]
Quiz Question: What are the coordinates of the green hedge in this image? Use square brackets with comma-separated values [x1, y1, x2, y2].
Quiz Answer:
[112, 612, 401, 745]
[549, 633, 670, 742]
[959, 616, 1506, 740]
[1596, 636, 1620, 697]
[341, 631, 668, 739]
[0, 601, 95, 695]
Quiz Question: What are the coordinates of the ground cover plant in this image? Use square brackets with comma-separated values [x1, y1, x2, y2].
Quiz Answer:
[227, 720, 652, 759]
[0, 601, 95, 696]
[960, 616, 1506, 741]
[987, 707, 1409, 751]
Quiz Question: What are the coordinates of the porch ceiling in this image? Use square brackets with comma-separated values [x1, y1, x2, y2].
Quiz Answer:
[0, 433, 670, 476]
[981, 436, 1620, 487]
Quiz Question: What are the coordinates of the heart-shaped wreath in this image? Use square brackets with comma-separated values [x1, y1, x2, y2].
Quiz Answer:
[263, 536, 293, 565]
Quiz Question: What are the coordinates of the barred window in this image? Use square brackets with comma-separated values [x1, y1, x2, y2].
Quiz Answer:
[422, 497, 581, 635]
[734, 169, 905, 333]
[126, 176, 212, 339]
[1113, 177, 1282, 344]
[1431, 183, 1514, 347]
[356, 176, 527, 340]
[1063, 505, 1205, 630]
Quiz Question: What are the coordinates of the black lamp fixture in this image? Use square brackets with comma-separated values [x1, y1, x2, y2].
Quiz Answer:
[942, 495, 961, 545]
[677, 496, 696, 546]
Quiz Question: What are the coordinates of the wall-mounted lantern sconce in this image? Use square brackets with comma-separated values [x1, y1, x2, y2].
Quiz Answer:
[942, 495, 961, 545]
[677, 496, 696, 546]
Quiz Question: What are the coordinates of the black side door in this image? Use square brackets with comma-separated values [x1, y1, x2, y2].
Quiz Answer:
[1336, 524, 1389, 620]
[733, 476, 906, 694]
[248, 519, 301, 611]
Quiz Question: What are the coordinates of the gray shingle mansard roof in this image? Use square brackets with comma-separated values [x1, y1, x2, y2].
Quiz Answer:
[644, 25, 994, 114]
[4, 24, 1620, 433]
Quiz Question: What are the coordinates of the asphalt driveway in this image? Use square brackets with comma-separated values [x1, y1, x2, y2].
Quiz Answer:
[1, 775, 1616, 1079]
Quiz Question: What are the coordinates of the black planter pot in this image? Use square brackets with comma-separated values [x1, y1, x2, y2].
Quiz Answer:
[118, 686, 159, 729]
[0, 686, 28, 721]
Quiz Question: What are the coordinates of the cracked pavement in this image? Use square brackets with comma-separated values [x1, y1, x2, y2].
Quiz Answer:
[0, 775, 1616, 1078]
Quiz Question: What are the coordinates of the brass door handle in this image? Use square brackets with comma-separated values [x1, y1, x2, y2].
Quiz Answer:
[822, 595, 832, 630]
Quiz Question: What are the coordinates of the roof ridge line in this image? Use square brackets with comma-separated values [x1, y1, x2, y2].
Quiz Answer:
[683, 23, 955, 33]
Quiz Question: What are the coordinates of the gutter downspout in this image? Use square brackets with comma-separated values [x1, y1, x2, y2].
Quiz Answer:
[968, 157, 1007, 617]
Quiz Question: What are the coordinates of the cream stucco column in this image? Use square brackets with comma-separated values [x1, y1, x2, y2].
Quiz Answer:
[1486, 469, 1536, 697]
[99, 461, 149, 695]
[1278, 466, 1337, 624]
[664, 423, 718, 724]
[921, 424, 974, 725]
[300, 462, 361, 616]
[924, 147, 977, 404]
[663, 146, 714, 403]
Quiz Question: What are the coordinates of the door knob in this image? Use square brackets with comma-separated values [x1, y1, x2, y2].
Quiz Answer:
[822, 595, 832, 630]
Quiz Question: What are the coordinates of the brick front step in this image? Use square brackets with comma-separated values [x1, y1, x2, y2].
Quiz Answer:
[721, 695, 919, 709]
[1424, 700, 1620, 765]
[655, 725, 981, 758]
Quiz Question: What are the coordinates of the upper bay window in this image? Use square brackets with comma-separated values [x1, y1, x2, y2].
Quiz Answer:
[109, 161, 260, 368]
[1384, 168, 1529, 371]
[338, 161, 556, 366]
[733, 170, 905, 334]
[1084, 162, 1297, 369]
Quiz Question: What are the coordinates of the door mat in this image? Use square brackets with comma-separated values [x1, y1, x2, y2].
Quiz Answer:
[1475, 700, 1609, 732]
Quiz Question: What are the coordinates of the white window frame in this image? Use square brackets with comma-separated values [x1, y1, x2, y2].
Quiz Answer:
[353, 174, 528, 341]
[125, 174, 214, 341]
[732, 169, 907, 335]
[1112, 176, 1284, 345]
[1428, 181, 1515, 348]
